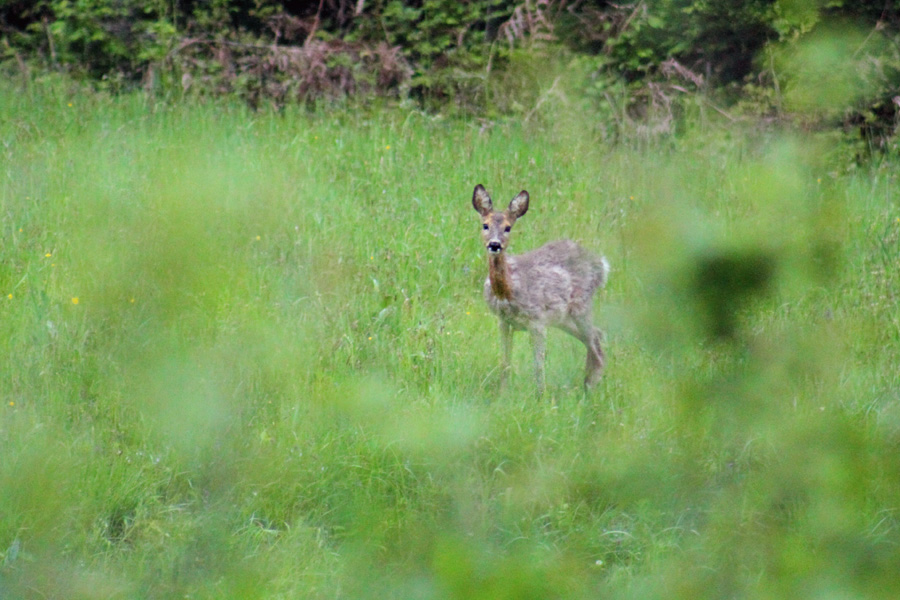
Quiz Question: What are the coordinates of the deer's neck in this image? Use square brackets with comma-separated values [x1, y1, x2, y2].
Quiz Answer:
[487, 253, 514, 301]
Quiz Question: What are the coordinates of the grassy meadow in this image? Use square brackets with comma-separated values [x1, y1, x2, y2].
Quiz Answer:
[1, 80, 900, 599]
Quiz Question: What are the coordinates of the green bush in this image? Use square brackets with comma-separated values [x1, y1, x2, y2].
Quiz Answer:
[4, 0, 900, 143]
[557, 0, 775, 84]
[9, 0, 175, 79]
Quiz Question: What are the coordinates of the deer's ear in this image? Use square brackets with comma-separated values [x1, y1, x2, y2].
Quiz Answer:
[472, 184, 493, 216]
[508, 191, 529, 220]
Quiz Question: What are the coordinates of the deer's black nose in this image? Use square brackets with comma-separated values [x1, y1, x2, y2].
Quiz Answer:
[487, 241, 502, 253]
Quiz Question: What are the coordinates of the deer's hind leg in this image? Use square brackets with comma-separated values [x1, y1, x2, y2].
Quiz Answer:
[583, 325, 605, 389]
[561, 314, 605, 390]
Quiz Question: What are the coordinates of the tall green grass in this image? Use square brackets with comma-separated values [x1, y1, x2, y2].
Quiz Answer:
[1, 81, 899, 599]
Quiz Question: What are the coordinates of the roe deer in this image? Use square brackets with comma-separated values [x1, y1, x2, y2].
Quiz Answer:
[472, 184, 609, 395]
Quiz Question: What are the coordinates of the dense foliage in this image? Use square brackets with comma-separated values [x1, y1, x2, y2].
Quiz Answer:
[3, 0, 900, 133]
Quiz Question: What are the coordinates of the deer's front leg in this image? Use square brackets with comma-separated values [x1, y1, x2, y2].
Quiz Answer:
[529, 326, 546, 396]
[500, 320, 513, 389]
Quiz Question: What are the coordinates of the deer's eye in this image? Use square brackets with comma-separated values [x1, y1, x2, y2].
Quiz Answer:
[483, 223, 489, 230]
[504, 226, 511, 233]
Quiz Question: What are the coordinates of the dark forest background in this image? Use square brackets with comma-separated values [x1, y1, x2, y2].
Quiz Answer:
[3, 1, 900, 147]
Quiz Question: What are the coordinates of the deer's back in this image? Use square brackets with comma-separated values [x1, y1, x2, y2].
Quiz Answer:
[484, 239, 607, 327]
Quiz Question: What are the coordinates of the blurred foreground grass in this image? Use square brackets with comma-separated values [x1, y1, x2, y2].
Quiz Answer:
[1, 81, 899, 599]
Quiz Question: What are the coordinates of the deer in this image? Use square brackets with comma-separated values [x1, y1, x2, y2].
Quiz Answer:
[472, 184, 610, 396]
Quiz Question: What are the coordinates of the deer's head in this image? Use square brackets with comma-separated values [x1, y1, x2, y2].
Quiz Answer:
[472, 184, 529, 255]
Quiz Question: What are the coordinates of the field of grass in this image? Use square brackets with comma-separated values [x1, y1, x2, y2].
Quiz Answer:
[1, 80, 899, 599]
